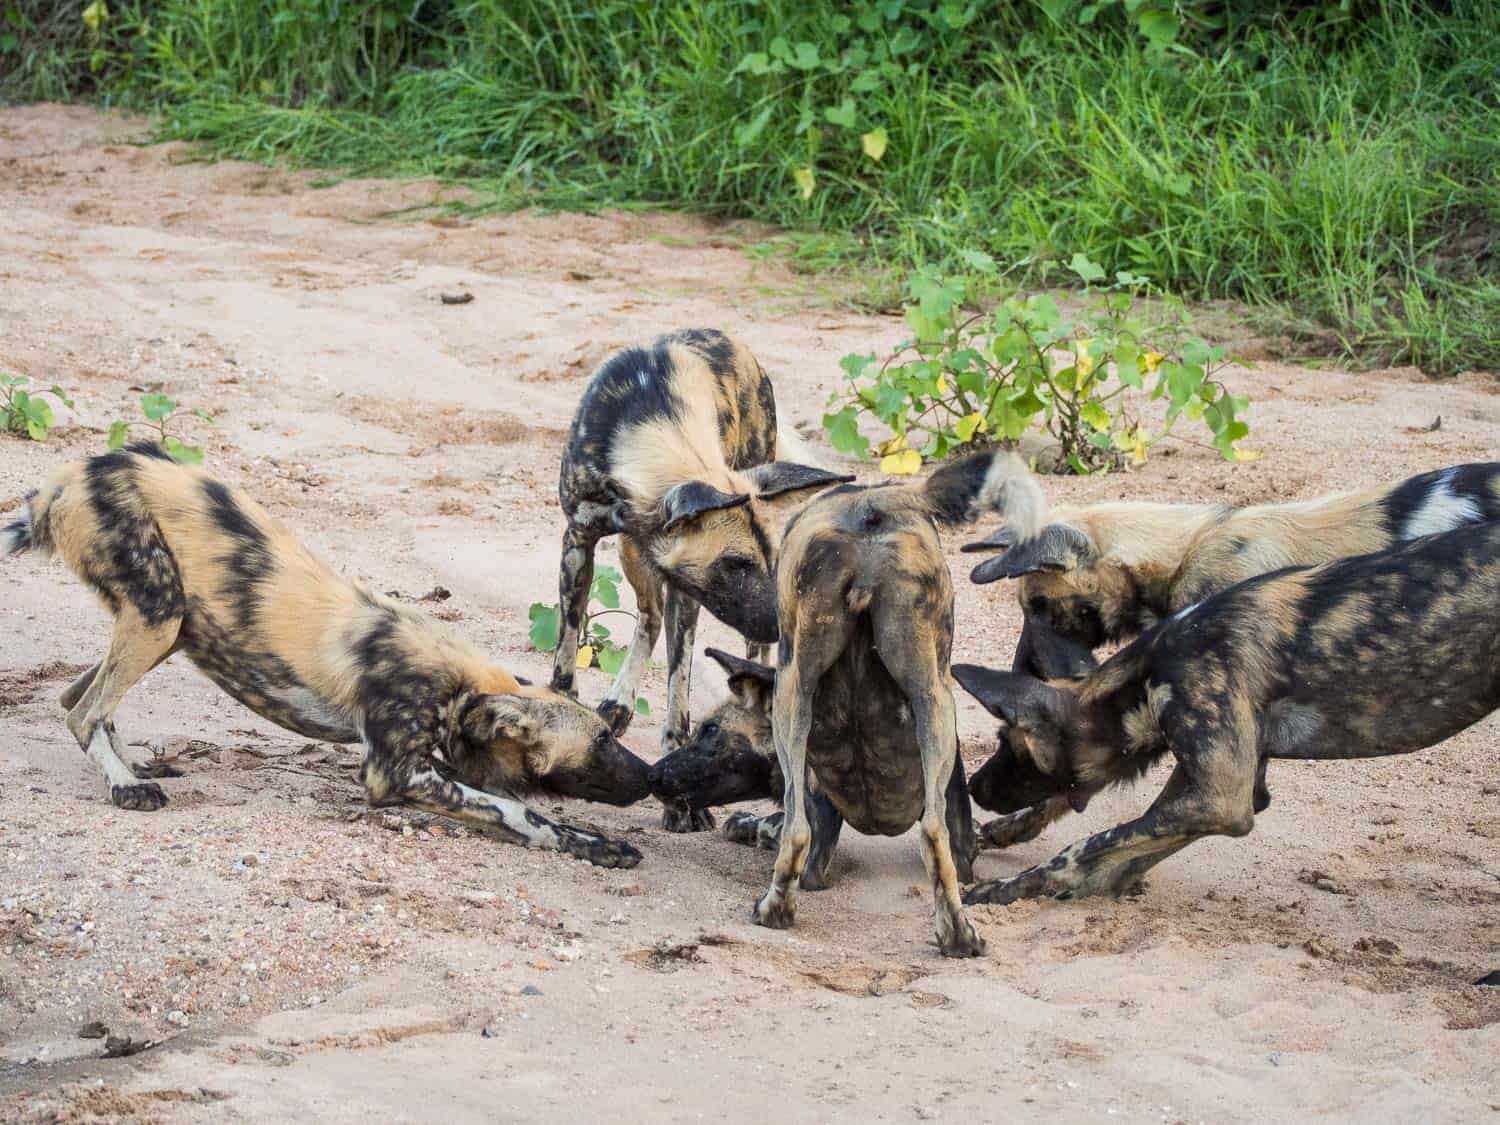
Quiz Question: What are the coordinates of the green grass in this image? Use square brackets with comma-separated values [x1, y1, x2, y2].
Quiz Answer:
[5, 0, 1499, 372]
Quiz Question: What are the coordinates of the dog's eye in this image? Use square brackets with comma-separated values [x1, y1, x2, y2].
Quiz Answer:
[722, 555, 756, 573]
[1027, 597, 1049, 617]
[699, 722, 720, 739]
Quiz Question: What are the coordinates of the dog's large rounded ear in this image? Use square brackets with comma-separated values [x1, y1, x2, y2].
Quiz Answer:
[660, 481, 751, 532]
[461, 694, 540, 744]
[970, 523, 1095, 584]
[961, 525, 1020, 554]
[951, 663, 1068, 775]
[704, 646, 775, 712]
[744, 462, 855, 501]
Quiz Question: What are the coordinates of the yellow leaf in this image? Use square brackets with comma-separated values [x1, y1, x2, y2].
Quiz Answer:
[794, 166, 815, 200]
[1075, 338, 1095, 379]
[874, 433, 908, 457]
[575, 645, 594, 669]
[1142, 351, 1165, 374]
[861, 128, 888, 162]
[879, 448, 922, 475]
[82, 0, 108, 32]
[1231, 447, 1263, 463]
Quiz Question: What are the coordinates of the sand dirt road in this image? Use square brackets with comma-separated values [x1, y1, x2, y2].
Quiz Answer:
[0, 104, 1496, 1123]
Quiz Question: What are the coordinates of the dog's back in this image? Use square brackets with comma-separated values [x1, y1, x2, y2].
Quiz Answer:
[560, 328, 776, 517]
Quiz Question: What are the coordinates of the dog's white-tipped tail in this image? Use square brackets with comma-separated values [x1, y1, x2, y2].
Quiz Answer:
[774, 418, 834, 472]
[976, 450, 1047, 540]
[924, 449, 1048, 534]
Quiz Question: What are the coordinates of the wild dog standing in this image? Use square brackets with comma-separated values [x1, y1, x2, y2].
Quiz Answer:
[961, 462, 1500, 848]
[952, 520, 1500, 924]
[2, 445, 653, 867]
[700, 449, 1045, 957]
[555, 328, 851, 831]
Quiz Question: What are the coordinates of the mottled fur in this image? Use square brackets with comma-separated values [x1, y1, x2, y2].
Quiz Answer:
[954, 520, 1500, 911]
[964, 462, 1500, 847]
[655, 450, 1042, 957]
[554, 328, 851, 832]
[4, 446, 652, 867]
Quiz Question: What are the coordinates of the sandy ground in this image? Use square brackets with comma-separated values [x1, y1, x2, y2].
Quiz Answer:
[0, 104, 1496, 1124]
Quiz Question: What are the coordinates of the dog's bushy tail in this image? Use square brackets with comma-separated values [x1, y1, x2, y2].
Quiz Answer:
[1, 490, 42, 558]
[922, 450, 1047, 536]
[773, 417, 834, 472]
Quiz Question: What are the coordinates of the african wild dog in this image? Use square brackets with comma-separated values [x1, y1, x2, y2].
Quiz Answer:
[951, 520, 1500, 922]
[2, 445, 653, 867]
[666, 449, 1046, 957]
[961, 462, 1500, 849]
[554, 328, 851, 832]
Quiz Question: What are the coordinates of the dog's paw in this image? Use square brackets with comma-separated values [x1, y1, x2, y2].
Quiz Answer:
[962, 867, 1051, 906]
[563, 832, 643, 869]
[751, 893, 795, 930]
[723, 810, 774, 848]
[596, 700, 634, 737]
[660, 801, 715, 833]
[977, 807, 1050, 850]
[938, 918, 987, 959]
[110, 782, 168, 812]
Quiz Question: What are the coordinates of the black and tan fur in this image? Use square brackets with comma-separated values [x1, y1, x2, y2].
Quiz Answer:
[554, 328, 851, 831]
[953, 520, 1500, 915]
[3, 445, 653, 867]
[661, 449, 1045, 957]
[963, 462, 1500, 847]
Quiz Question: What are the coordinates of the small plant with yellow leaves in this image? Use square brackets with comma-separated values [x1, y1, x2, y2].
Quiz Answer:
[823, 253, 1256, 474]
[527, 566, 648, 715]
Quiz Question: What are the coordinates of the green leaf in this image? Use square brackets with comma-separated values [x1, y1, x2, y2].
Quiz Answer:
[823, 407, 869, 457]
[1181, 339, 1211, 367]
[959, 248, 998, 275]
[593, 577, 620, 610]
[192, 407, 215, 422]
[850, 69, 882, 93]
[635, 698, 650, 716]
[1136, 8, 1180, 47]
[595, 564, 622, 584]
[789, 41, 821, 70]
[1116, 344, 1142, 388]
[824, 98, 857, 129]
[1067, 253, 1106, 283]
[734, 104, 775, 148]
[1080, 401, 1110, 432]
[140, 393, 176, 422]
[107, 420, 129, 450]
[840, 352, 876, 381]
[163, 437, 203, 464]
[48, 385, 75, 410]
[596, 643, 628, 677]
[873, 380, 908, 424]
[528, 603, 561, 652]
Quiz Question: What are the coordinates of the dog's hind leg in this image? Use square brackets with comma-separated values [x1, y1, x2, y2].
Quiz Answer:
[799, 787, 844, 891]
[659, 588, 714, 832]
[59, 662, 100, 711]
[598, 535, 662, 736]
[551, 522, 600, 697]
[966, 713, 1258, 906]
[66, 607, 182, 811]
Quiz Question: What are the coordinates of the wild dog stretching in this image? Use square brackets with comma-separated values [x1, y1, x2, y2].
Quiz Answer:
[952, 520, 1500, 916]
[555, 328, 851, 831]
[961, 462, 1500, 849]
[2, 445, 653, 867]
[654, 450, 1044, 956]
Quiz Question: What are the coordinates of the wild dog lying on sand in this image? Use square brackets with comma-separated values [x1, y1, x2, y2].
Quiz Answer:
[660, 450, 1045, 957]
[951, 519, 1500, 914]
[555, 328, 851, 831]
[961, 462, 1500, 849]
[2, 445, 653, 867]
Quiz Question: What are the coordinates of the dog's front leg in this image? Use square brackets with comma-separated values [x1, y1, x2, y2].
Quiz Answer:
[551, 522, 599, 697]
[658, 588, 714, 833]
[977, 798, 1071, 850]
[362, 747, 642, 869]
[598, 536, 663, 736]
[965, 722, 1258, 906]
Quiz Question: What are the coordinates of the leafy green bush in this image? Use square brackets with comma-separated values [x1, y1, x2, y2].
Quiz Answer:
[1, 374, 73, 442]
[108, 393, 211, 463]
[825, 255, 1254, 473]
[527, 565, 649, 713]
